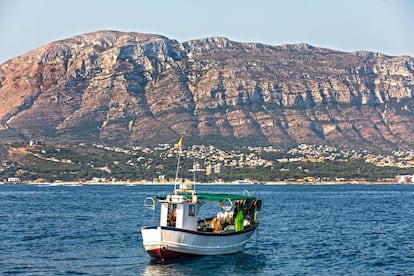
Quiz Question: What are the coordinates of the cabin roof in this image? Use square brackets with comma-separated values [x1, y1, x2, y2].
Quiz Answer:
[156, 192, 256, 201]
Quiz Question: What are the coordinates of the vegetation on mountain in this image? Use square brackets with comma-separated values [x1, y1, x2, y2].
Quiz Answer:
[1, 143, 411, 183]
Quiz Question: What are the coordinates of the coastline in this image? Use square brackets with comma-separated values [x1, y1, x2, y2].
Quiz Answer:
[0, 180, 410, 185]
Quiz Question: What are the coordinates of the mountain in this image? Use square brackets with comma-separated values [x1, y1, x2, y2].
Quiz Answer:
[0, 30, 413, 151]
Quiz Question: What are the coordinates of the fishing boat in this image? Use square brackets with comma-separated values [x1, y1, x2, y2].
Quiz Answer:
[140, 139, 262, 260]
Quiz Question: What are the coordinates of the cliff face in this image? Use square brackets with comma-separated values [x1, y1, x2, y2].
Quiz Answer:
[0, 30, 413, 151]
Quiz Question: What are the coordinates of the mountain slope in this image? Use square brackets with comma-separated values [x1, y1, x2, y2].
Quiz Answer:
[0, 30, 413, 151]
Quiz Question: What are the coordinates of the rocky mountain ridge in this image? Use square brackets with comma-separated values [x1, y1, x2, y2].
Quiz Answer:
[0, 30, 413, 151]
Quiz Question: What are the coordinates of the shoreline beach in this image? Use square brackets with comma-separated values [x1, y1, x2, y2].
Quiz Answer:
[0, 180, 410, 185]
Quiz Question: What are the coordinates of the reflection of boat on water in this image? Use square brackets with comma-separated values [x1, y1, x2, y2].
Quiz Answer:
[140, 138, 263, 261]
[142, 252, 266, 275]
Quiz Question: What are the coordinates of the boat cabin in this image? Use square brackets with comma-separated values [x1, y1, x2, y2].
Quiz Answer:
[159, 194, 199, 231]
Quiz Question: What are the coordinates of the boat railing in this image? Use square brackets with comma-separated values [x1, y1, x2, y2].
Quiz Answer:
[144, 197, 156, 210]
[219, 198, 233, 211]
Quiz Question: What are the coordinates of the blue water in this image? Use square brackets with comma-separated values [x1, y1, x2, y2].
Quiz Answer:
[1, 184, 414, 275]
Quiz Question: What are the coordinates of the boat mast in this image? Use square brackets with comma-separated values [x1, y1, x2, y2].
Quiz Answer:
[174, 137, 183, 194]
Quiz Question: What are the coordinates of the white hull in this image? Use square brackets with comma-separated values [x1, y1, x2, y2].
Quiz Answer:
[141, 226, 256, 259]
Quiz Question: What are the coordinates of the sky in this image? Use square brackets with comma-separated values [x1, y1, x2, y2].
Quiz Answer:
[0, 0, 413, 63]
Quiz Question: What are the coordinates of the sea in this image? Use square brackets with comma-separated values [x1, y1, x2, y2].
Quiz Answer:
[1, 184, 414, 275]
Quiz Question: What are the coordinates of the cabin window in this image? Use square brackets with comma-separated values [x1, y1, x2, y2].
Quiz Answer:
[188, 205, 196, 216]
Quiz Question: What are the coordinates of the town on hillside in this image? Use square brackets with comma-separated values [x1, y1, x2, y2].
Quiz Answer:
[1, 141, 413, 184]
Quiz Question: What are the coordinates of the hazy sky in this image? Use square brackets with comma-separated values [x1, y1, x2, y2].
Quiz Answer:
[0, 0, 413, 63]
